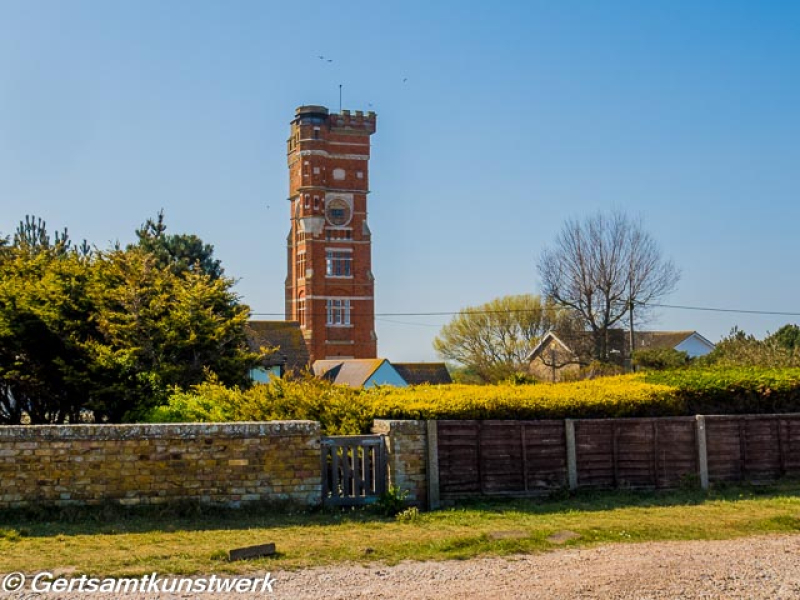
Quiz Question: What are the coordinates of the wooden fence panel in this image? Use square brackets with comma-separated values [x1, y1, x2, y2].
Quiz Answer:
[654, 419, 698, 488]
[574, 418, 698, 489]
[479, 421, 524, 493]
[615, 420, 657, 488]
[780, 417, 800, 476]
[705, 417, 743, 482]
[522, 421, 568, 490]
[575, 420, 615, 488]
[742, 417, 781, 481]
[437, 415, 800, 501]
[437, 421, 481, 496]
[437, 420, 567, 499]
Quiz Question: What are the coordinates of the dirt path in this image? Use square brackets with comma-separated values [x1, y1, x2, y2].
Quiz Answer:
[270, 534, 800, 600]
[10, 534, 800, 599]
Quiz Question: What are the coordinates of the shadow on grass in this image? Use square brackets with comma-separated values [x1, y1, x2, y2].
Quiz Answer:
[2, 481, 799, 539]
[450, 480, 800, 517]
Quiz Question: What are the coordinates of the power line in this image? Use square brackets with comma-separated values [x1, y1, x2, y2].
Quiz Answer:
[250, 301, 800, 319]
[645, 302, 800, 317]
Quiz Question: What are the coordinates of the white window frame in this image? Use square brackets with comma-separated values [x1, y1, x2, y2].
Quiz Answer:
[326, 299, 351, 326]
[325, 249, 353, 278]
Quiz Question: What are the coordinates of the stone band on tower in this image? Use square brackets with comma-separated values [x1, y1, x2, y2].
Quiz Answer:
[285, 105, 377, 362]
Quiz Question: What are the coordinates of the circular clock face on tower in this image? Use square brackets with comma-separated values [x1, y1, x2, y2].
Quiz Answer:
[325, 198, 351, 226]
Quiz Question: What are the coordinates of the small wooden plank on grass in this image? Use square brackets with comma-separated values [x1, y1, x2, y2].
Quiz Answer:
[228, 543, 276, 561]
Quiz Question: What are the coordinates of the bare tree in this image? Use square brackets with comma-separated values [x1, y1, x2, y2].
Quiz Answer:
[537, 211, 680, 362]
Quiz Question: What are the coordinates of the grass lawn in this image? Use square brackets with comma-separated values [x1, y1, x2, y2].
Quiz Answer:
[1, 483, 800, 577]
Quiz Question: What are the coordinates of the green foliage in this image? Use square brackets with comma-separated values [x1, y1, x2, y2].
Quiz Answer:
[148, 374, 373, 435]
[133, 210, 223, 279]
[0, 232, 95, 424]
[700, 327, 800, 368]
[768, 324, 800, 352]
[633, 348, 690, 371]
[153, 369, 800, 435]
[433, 294, 578, 383]
[86, 247, 255, 421]
[645, 367, 800, 414]
[0, 215, 256, 424]
[376, 485, 409, 516]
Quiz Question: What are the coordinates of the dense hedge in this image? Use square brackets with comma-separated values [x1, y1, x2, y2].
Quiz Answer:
[147, 369, 800, 435]
[368, 376, 679, 421]
[644, 367, 800, 415]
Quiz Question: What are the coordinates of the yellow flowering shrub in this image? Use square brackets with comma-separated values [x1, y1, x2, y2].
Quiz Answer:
[364, 374, 682, 421]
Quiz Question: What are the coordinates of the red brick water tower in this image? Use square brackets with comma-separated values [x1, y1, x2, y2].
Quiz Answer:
[285, 105, 378, 362]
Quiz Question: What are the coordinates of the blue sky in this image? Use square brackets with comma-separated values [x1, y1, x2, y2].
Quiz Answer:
[1, 1, 798, 361]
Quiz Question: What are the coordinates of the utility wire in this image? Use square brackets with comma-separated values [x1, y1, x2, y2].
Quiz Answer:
[250, 302, 800, 319]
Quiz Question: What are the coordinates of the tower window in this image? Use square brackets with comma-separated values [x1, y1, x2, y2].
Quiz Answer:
[298, 252, 306, 278]
[326, 299, 351, 326]
[333, 168, 346, 181]
[313, 166, 320, 175]
[326, 250, 352, 277]
[314, 195, 320, 210]
[298, 297, 306, 327]
[304, 194, 310, 208]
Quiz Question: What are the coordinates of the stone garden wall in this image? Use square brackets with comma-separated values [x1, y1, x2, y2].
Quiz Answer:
[0, 421, 321, 509]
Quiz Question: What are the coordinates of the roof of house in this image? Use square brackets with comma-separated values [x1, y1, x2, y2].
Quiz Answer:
[392, 363, 452, 385]
[631, 331, 698, 352]
[312, 358, 387, 387]
[528, 329, 707, 363]
[245, 321, 310, 371]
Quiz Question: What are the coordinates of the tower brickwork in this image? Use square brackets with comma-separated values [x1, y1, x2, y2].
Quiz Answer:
[285, 105, 377, 362]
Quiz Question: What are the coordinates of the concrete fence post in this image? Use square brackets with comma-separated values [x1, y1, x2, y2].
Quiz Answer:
[426, 420, 440, 510]
[565, 419, 578, 490]
[695, 415, 709, 490]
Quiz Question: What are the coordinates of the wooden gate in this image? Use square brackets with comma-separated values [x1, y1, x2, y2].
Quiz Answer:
[321, 435, 387, 506]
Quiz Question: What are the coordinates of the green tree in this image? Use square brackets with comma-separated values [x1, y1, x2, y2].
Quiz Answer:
[433, 294, 576, 383]
[0, 214, 258, 424]
[133, 210, 223, 279]
[0, 221, 96, 424]
[768, 324, 800, 352]
[701, 326, 800, 368]
[632, 348, 690, 371]
[85, 246, 257, 421]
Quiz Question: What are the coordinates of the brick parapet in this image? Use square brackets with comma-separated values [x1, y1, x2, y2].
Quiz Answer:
[0, 421, 321, 509]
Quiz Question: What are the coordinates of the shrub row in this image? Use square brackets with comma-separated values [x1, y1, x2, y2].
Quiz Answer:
[148, 369, 800, 435]
[644, 367, 800, 415]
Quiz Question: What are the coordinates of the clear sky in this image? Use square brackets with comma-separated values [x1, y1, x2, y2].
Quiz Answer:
[1, 1, 798, 361]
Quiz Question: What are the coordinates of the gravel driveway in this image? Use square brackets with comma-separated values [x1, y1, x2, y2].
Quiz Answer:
[273, 534, 800, 600]
[9, 534, 800, 599]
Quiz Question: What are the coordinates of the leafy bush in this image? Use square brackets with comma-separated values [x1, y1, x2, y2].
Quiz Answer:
[368, 376, 680, 421]
[699, 327, 800, 368]
[147, 374, 372, 435]
[644, 368, 800, 414]
[148, 369, 800, 435]
[633, 348, 690, 371]
[376, 485, 409, 516]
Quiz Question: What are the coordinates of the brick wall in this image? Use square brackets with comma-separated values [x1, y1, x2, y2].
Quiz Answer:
[373, 420, 428, 507]
[0, 421, 321, 509]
